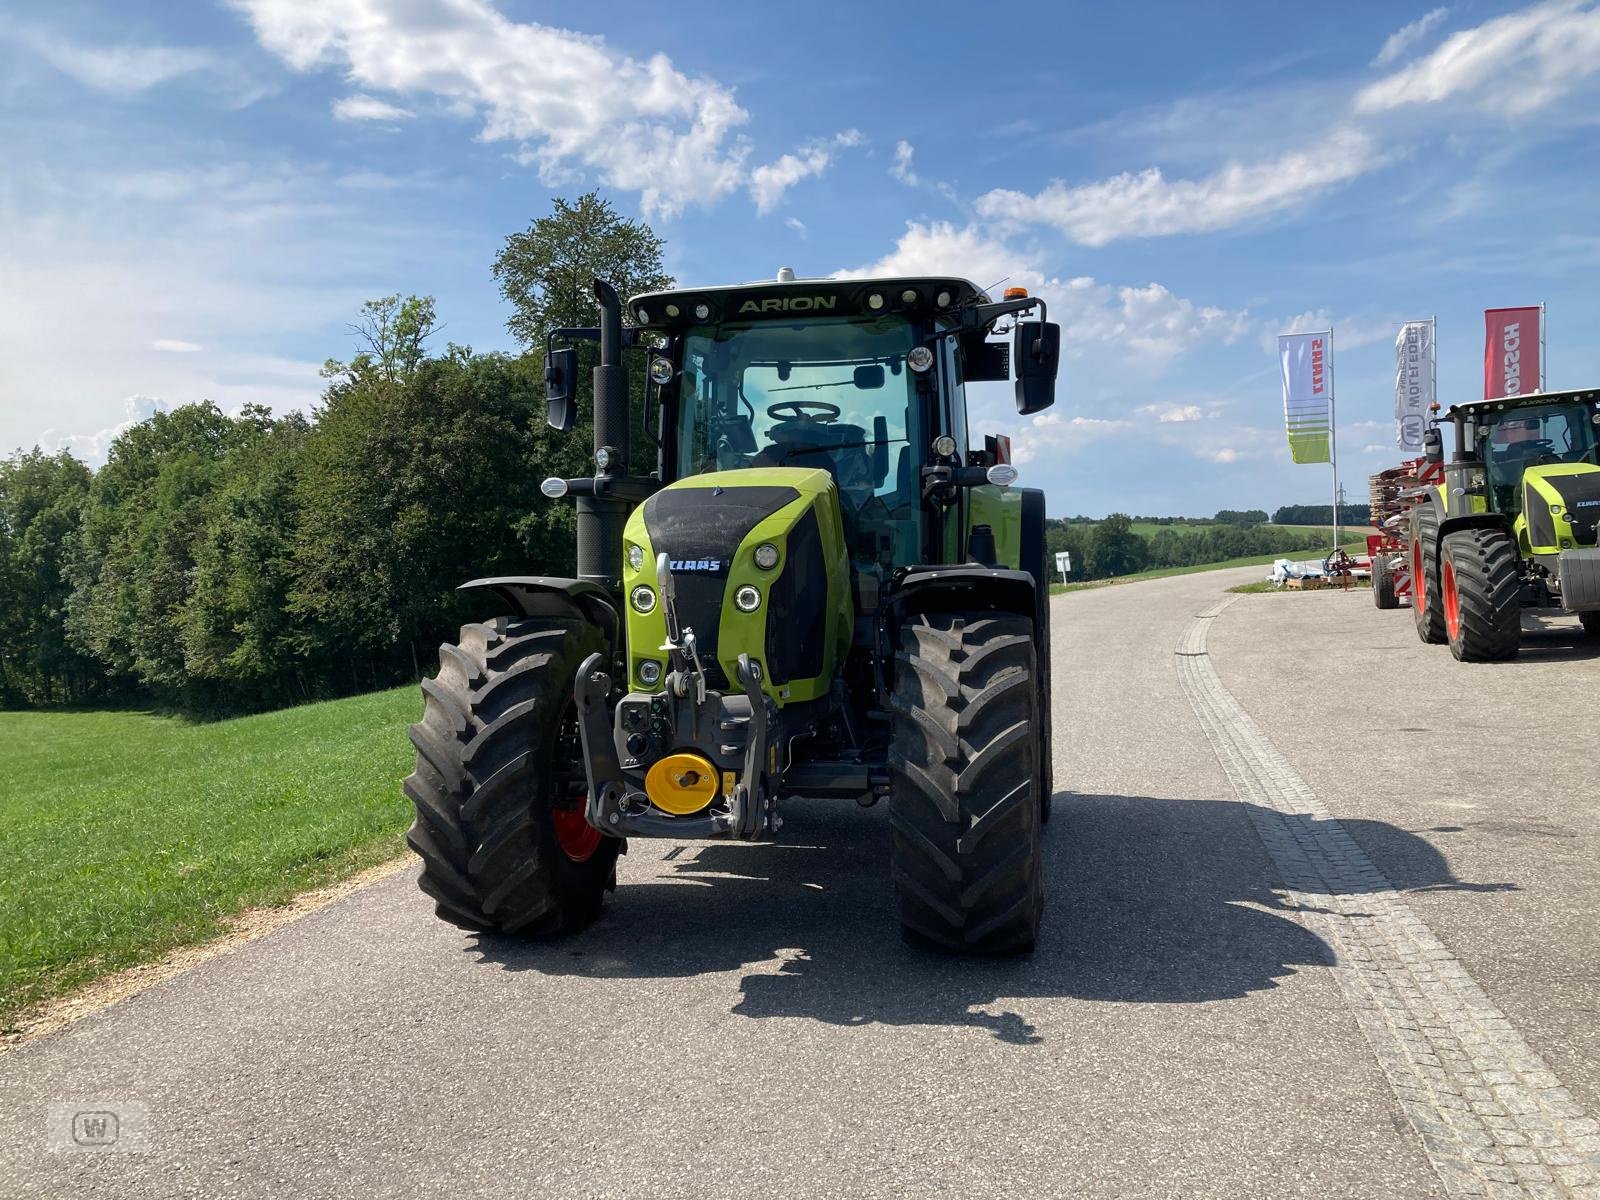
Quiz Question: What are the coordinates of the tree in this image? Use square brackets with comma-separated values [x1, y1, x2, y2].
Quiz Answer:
[1089, 513, 1149, 578]
[181, 413, 311, 703]
[65, 404, 271, 698]
[493, 192, 673, 346]
[322, 294, 439, 385]
[493, 191, 675, 479]
[288, 345, 564, 689]
[0, 449, 99, 703]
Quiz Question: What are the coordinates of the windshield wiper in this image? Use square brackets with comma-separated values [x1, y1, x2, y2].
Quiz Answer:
[766, 380, 863, 393]
[779, 438, 906, 463]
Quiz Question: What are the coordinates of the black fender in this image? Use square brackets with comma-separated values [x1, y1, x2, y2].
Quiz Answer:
[887, 564, 1038, 629]
[457, 576, 620, 647]
[1437, 512, 1513, 541]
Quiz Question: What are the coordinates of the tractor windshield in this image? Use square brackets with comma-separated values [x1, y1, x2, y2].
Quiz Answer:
[674, 314, 922, 566]
[1480, 403, 1599, 511]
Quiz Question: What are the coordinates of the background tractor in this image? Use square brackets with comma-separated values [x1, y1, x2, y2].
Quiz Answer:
[1407, 387, 1600, 660]
[404, 271, 1060, 952]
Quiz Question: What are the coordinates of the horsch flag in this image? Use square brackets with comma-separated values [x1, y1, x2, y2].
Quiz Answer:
[1279, 332, 1332, 464]
[1483, 307, 1541, 399]
[1395, 321, 1434, 452]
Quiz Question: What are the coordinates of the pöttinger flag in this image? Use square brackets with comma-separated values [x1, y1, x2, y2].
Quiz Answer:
[1394, 321, 1434, 452]
[1279, 331, 1332, 464]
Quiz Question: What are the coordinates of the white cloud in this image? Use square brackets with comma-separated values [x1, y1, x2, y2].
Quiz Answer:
[1373, 7, 1450, 66]
[331, 93, 414, 122]
[890, 140, 919, 186]
[152, 338, 203, 353]
[1, 21, 219, 93]
[1357, 1, 1600, 115]
[784, 217, 807, 237]
[232, 0, 751, 217]
[975, 128, 1381, 245]
[1274, 310, 1398, 351]
[838, 221, 1248, 367]
[748, 131, 861, 214]
[1204, 447, 1240, 464]
[1140, 403, 1204, 423]
[42, 395, 171, 465]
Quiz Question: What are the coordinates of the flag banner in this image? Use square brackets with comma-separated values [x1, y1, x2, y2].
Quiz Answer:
[1279, 331, 1332, 464]
[1395, 321, 1434, 451]
[1483, 307, 1541, 399]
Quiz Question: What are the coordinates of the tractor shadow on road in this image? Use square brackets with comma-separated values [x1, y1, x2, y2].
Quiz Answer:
[468, 793, 1510, 1045]
[1511, 618, 1600, 664]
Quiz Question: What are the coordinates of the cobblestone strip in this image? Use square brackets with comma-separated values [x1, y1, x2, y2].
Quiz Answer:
[1178, 596, 1600, 1200]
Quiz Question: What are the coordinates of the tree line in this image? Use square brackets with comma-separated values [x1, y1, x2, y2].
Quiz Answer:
[1045, 514, 1344, 582]
[0, 194, 668, 712]
[1273, 503, 1371, 525]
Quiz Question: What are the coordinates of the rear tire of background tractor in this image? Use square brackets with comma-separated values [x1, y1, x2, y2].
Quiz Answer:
[404, 615, 621, 935]
[1441, 529, 1521, 662]
[888, 611, 1043, 955]
[1372, 556, 1398, 610]
[1580, 612, 1600, 638]
[1410, 507, 1446, 644]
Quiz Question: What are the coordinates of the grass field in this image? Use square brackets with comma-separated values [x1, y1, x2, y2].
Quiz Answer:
[0, 687, 417, 1029]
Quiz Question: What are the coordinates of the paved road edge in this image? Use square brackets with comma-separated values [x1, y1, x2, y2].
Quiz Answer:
[1179, 595, 1600, 1199]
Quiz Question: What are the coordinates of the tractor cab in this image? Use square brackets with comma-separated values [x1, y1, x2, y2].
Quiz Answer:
[1461, 398, 1600, 515]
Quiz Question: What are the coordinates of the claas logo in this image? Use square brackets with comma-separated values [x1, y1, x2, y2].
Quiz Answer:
[669, 558, 722, 571]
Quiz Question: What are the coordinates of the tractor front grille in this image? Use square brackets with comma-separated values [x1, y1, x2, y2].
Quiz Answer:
[673, 571, 731, 691]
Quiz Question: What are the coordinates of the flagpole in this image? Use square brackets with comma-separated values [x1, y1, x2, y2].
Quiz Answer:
[1329, 327, 1340, 558]
[1540, 301, 1547, 390]
[1431, 315, 1438, 415]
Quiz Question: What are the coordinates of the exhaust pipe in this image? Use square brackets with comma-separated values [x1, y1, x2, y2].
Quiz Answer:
[576, 279, 631, 592]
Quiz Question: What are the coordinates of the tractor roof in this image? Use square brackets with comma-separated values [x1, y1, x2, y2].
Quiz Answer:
[626, 275, 990, 334]
[1445, 387, 1600, 419]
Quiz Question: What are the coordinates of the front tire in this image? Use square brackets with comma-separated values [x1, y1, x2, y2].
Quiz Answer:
[1441, 529, 1521, 662]
[1372, 555, 1398, 609]
[404, 615, 621, 934]
[888, 612, 1043, 954]
[1579, 611, 1600, 638]
[1410, 506, 1446, 644]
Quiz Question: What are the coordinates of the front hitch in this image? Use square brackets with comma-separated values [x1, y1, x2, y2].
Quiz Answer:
[572, 652, 777, 840]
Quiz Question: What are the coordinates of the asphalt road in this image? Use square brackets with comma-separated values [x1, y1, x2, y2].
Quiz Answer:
[4, 568, 1597, 1198]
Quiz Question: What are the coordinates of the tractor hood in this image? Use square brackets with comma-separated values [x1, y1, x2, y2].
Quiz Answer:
[1523, 462, 1600, 553]
[621, 468, 852, 704]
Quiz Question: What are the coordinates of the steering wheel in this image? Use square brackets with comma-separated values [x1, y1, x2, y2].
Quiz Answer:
[766, 400, 840, 423]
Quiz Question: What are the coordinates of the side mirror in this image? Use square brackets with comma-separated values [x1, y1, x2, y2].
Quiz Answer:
[1014, 320, 1060, 415]
[544, 347, 576, 432]
[853, 364, 885, 390]
[1423, 424, 1443, 465]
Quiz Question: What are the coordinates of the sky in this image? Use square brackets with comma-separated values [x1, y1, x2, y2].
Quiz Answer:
[3, 0, 1599, 517]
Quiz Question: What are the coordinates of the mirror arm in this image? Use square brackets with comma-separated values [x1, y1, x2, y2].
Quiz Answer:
[959, 295, 1046, 333]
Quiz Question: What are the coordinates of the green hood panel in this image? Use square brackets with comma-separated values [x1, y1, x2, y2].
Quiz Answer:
[622, 468, 852, 704]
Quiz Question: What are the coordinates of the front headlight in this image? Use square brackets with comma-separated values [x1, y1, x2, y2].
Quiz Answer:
[630, 585, 656, 613]
[627, 543, 644, 571]
[734, 585, 761, 613]
[754, 543, 779, 570]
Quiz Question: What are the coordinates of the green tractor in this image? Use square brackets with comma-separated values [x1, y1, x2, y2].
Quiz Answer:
[1408, 387, 1600, 660]
[404, 271, 1061, 952]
